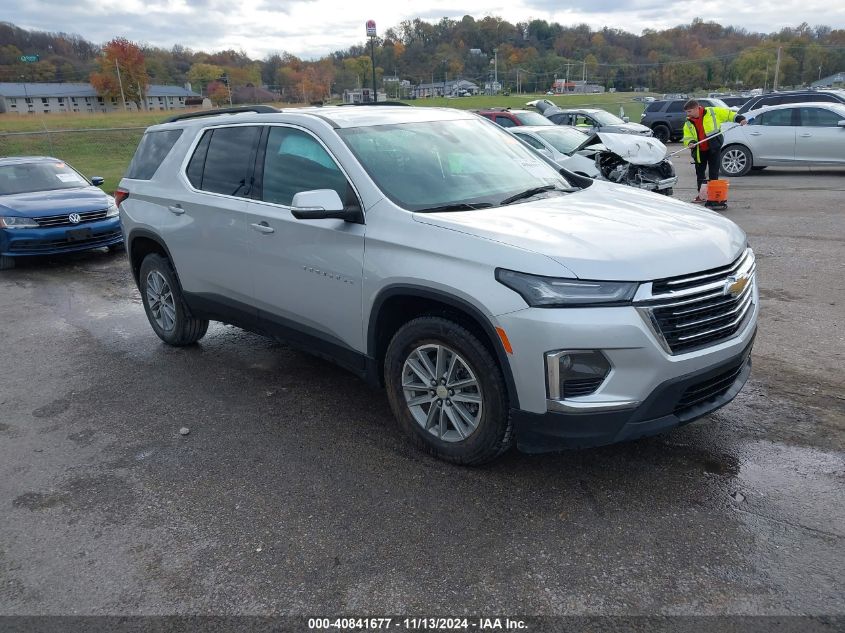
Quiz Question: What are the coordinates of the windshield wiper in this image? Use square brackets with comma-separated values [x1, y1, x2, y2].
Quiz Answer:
[499, 185, 576, 206]
[416, 202, 493, 213]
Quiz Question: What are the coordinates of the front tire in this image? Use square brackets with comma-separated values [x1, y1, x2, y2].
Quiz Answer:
[384, 316, 513, 465]
[721, 145, 753, 177]
[139, 253, 208, 346]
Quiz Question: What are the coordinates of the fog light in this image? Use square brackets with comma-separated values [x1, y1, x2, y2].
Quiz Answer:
[546, 350, 611, 400]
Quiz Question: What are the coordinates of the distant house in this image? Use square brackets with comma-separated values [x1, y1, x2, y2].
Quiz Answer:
[342, 88, 387, 104]
[811, 72, 845, 88]
[232, 84, 280, 105]
[0, 82, 201, 114]
[411, 79, 479, 98]
[550, 79, 605, 94]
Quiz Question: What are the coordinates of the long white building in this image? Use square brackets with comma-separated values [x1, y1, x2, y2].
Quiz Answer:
[0, 82, 201, 115]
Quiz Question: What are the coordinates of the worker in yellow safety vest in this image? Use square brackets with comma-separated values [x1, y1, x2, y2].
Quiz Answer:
[682, 99, 747, 203]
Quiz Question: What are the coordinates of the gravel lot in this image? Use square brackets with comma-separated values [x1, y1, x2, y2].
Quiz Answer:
[1, 162, 843, 619]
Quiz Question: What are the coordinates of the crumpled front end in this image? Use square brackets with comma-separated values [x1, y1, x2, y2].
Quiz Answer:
[597, 153, 678, 193]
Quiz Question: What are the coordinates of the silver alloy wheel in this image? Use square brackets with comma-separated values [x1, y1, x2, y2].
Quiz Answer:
[722, 148, 748, 175]
[401, 344, 483, 443]
[145, 270, 177, 332]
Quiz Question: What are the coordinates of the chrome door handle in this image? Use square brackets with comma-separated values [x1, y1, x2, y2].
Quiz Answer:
[799, 133, 812, 137]
[749, 132, 762, 136]
[168, 205, 185, 215]
[250, 222, 275, 234]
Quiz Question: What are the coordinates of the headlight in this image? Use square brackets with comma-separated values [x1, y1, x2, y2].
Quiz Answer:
[106, 196, 119, 217]
[0, 216, 38, 229]
[496, 268, 637, 307]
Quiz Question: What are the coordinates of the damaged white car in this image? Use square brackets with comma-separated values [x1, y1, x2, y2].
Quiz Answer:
[510, 125, 678, 195]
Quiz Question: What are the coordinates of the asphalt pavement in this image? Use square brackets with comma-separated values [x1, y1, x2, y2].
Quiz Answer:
[1, 163, 843, 619]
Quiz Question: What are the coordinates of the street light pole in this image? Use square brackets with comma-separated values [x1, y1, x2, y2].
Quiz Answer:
[493, 48, 498, 93]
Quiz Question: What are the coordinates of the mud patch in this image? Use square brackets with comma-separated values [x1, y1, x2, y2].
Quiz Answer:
[12, 491, 69, 511]
[758, 288, 803, 302]
[32, 393, 74, 419]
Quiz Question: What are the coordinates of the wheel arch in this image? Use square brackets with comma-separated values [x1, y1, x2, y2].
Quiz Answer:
[367, 285, 520, 409]
[127, 229, 177, 288]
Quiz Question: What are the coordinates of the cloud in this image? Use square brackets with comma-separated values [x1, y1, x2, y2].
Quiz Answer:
[10, 0, 845, 60]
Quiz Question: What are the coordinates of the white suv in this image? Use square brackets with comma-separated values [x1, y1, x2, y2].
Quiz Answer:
[118, 105, 758, 464]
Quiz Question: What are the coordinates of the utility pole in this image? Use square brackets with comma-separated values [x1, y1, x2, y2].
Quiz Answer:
[493, 48, 498, 93]
[366, 20, 378, 102]
[773, 46, 782, 91]
[114, 58, 127, 111]
[764, 60, 769, 91]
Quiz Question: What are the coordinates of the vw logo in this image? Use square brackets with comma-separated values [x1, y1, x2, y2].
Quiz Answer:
[68, 213, 81, 224]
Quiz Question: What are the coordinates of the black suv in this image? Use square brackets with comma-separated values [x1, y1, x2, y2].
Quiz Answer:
[640, 98, 729, 142]
[736, 89, 845, 115]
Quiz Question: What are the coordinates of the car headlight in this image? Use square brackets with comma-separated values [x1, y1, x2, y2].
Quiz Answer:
[0, 216, 39, 229]
[106, 196, 119, 217]
[496, 268, 637, 307]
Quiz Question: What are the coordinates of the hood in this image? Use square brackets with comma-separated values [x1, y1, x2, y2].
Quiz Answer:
[596, 133, 668, 165]
[413, 181, 745, 281]
[0, 187, 110, 216]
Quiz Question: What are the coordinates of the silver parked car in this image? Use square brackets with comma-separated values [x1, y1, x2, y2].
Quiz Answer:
[118, 105, 757, 464]
[720, 102, 845, 176]
[527, 99, 653, 136]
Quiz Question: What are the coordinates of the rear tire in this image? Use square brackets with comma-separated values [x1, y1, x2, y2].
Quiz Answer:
[384, 316, 513, 465]
[720, 145, 753, 177]
[139, 253, 208, 346]
[0, 255, 14, 270]
[652, 125, 670, 143]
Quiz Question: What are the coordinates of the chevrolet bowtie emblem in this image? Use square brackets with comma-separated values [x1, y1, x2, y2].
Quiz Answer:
[724, 274, 749, 298]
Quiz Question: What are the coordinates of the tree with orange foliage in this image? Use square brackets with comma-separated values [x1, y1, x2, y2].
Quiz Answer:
[90, 37, 148, 109]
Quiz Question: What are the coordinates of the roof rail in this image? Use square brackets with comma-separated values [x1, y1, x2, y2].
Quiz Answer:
[336, 101, 411, 107]
[164, 105, 279, 123]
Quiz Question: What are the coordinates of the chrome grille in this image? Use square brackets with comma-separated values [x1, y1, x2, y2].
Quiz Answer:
[636, 249, 756, 355]
[33, 209, 109, 227]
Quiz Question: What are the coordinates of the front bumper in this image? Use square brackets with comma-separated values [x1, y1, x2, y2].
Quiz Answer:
[0, 218, 123, 257]
[513, 333, 754, 452]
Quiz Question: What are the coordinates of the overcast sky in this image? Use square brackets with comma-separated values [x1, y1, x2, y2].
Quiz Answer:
[13, 0, 845, 60]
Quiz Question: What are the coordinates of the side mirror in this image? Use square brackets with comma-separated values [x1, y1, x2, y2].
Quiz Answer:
[91, 177, 105, 186]
[838, 120, 845, 127]
[622, 116, 630, 123]
[290, 189, 363, 223]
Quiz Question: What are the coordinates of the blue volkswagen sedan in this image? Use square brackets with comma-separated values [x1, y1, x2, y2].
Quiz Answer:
[0, 156, 123, 270]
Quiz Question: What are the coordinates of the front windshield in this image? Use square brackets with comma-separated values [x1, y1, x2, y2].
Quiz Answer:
[514, 111, 555, 126]
[534, 128, 590, 154]
[0, 161, 89, 195]
[590, 110, 626, 126]
[338, 118, 570, 211]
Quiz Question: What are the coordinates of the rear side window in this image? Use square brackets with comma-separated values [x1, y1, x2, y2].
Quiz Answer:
[187, 126, 261, 197]
[125, 129, 183, 180]
[495, 116, 516, 128]
[759, 109, 795, 126]
[666, 101, 685, 113]
[644, 102, 664, 113]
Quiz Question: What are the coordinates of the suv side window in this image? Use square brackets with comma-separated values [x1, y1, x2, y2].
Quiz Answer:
[547, 113, 569, 125]
[666, 101, 685, 113]
[187, 126, 261, 197]
[644, 102, 664, 113]
[261, 126, 349, 206]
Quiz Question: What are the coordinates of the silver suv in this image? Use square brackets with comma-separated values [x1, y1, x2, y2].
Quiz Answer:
[119, 105, 758, 464]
